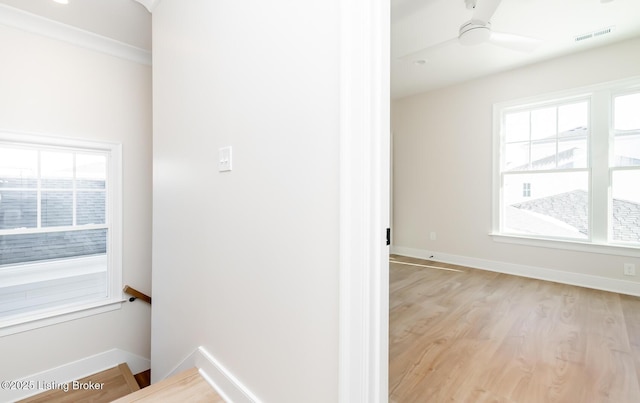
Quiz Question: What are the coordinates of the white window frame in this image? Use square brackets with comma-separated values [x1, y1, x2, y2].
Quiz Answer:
[491, 77, 640, 258]
[0, 131, 124, 336]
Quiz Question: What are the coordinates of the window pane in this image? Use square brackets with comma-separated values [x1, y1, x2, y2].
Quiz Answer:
[0, 229, 107, 266]
[558, 138, 588, 169]
[614, 92, 640, 131]
[77, 191, 106, 225]
[77, 154, 106, 189]
[613, 134, 640, 167]
[505, 111, 530, 143]
[531, 107, 556, 140]
[41, 151, 73, 189]
[0, 190, 37, 229]
[530, 140, 556, 169]
[0, 147, 37, 188]
[611, 170, 640, 243]
[503, 171, 589, 239]
[77, 179, 106, 189]
[559, 101, 588, 134]
[504, 142, 529, 171]
[41, 191, 73, 227]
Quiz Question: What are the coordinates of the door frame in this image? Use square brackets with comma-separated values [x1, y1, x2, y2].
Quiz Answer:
[338, 0, 390, 401]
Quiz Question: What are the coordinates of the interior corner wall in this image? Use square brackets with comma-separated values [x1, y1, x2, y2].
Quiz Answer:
[0, 24, 152, 379]
[392, 37, 640, 283]
[150, 1, 340, 402]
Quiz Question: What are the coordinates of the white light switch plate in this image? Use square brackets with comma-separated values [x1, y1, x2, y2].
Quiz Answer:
[219, 146, 232, 172]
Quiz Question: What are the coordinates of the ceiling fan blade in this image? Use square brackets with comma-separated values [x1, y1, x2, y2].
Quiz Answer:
[473, 0, 502, 23]
[398, 37, 459, 63]
[488, 31, 541, 52]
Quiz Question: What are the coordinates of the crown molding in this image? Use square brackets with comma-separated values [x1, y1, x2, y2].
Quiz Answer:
[0, 3, 151, 66]
[134, 0, 161, 13]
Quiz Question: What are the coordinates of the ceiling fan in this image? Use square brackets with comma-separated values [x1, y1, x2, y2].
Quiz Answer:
[401, 0, 541, 63]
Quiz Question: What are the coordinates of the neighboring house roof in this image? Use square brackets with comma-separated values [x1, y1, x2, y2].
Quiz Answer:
[0, 178, 107, 266]
[510, 147, 584, 171]
[508, 127, 588, 172]
[512, 189, 640, 243]
[508, 126, 640, 172]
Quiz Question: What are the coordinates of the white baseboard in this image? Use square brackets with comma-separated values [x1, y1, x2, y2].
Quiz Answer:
[1, 348, 150, 402]
[391, 245, 640, 297]
[165, 346, 261, 403]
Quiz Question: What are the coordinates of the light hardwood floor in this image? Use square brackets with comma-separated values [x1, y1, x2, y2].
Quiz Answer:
[389, 255, 640, 403]
[112, 368, 224, 403]
[18, 365, 224, 403]
[18, 363, 140, 403]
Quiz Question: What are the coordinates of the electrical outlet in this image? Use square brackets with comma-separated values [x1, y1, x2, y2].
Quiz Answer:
[624, 263, 636, 276]
[430, 232, 437, 241]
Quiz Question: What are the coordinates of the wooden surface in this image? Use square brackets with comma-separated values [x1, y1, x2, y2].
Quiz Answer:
[389, 254, 640, 403]
[123, 285, 152, 304]
[133, 369, 151, 389]
[19, 363, 140, 403]
[111, 368, 225, 403]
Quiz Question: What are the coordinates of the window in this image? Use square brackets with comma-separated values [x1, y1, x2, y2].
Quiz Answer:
[0, 132, 122, 332]
[611, 91, 640, 243]
[494, 78, 640, 250]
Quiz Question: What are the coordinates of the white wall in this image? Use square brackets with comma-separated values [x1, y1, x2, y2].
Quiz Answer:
[0, 23, 152, 379]
[151, 1, 340, 402]
[392, 38, 640, 286]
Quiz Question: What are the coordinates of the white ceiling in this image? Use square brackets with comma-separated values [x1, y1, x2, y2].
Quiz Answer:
[0, 0, 151, 50]
[1, 0, 639, 99]
[391, 0, 640, 98]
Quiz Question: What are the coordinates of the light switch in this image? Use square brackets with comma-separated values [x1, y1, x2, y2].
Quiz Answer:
[219, 146, 232, 172]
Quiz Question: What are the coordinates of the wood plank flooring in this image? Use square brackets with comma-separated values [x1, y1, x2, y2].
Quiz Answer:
[18, 363, 139, 403]
[111, 368, 225, 403]
[389, 255, 640, 403]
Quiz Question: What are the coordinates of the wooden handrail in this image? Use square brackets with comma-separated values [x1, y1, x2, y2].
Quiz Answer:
[123, 285, 152, 304]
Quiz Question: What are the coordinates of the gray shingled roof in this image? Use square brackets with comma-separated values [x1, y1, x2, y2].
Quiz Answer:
[512, 189, 640, 243]
[0, 178, 107, 266]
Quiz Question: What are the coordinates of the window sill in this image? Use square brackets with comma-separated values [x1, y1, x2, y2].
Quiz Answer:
[0, 297, 125, 337]
[0, 255, 124, 337]
[0, 255, 107, 287]
[490, 233, 640, 258]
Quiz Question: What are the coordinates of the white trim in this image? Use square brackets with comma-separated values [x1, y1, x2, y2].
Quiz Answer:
[391, 246, 640, 297]
[339, 0, 389, 402]
[490, 233, 640, 258]
[0, 130, 124, 335]
[0, 255, 107, 288]
[0, 3, 151, 66]
[0, 348, 149, 402]
[134, 0, 162, 13]
[164, 346, 260, 403]
[0, 224, 108, 236]
[492, 76, 640, 249]
[0, 298, 124, 337]
[107, 142, 123, 301]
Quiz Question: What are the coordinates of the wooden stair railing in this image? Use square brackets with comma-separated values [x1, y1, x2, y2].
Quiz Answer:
[123, 285, 152, 304]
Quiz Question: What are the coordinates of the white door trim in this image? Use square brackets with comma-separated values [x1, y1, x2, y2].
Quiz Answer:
[339, 0, 390, 401]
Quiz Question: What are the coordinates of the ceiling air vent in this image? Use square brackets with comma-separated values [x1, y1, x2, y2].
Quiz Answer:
[575, 26, 615, 43]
